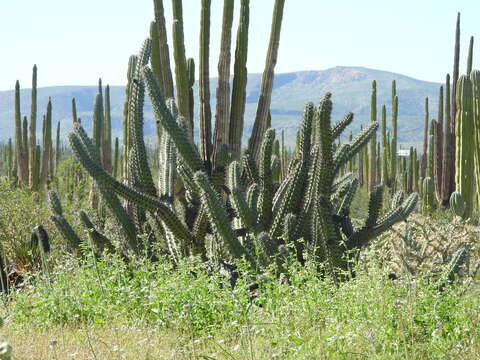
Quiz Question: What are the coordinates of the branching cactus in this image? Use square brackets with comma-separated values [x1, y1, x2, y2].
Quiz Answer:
[56, 4, 418, 281]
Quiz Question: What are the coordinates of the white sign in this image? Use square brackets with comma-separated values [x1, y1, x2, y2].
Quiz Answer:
[397, 149, 410, 157]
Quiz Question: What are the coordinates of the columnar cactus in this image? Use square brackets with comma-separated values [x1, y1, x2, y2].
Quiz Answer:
[213, 0, 234, 168]
[448, 13, 461, 200]
[421, 97, 429, 178]
[368, 80, 377, 192]
[199, 0, 213, 172]
[55, 121, 61, 174]
[103, 84, 112, 173]
[422, 120, 436, 214]
[434, 86, 444, 203]
[248, 0, 286, 162]
[14, 81, 27, 184]
[22, 116, 29, 178]
[455, 75, 475, 218]
[171, 0, 192, 141]
[467, 36, 474, 76]
[228, 0, 250, 159]
[152, 0, 174, 98]
[470, 70, 480, 211]
[29, 65, 38, 188]
[381, 104, 388, 186]
[390, 93, 398, 190]
[441, 74, 453, 205]
[40, 99, 52, 188]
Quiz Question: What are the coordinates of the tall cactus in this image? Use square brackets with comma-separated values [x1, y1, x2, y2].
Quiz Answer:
[422, 120, 436, 214]
[368, 80, 377, 192]
[421, 97, 429, 178]
[103, 85, 112, 173]
[199, 0, 213, 172]
[381, 104, 388, 186]
[455, 75, 475, 218]
[29, 65, 37, 187]
[40, 99, 52, 188]
[14, 81, 26, 184]
[434, 86, 444, 204]
[390, 93, 398, 190]
[213, 0, 234, 168]
[448, 13, 461, 201]
[171, 0, 192, 141]
[248, 0, 286, 162]
[55, 121, 61, 174]
[441, 74, 452, 205]
[22, 116, 29, 180]
[228, 0, 250, 159]
[470, 70, 480, 212]
[152, 0, 174, 98]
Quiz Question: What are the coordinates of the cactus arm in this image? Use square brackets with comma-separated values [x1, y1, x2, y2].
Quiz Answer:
[193, 171, 255, 266]
[231, 187, 256, 229]
[68, 131, 191, 245]
[128, 39, 157, 198]
[79, 210, 115, 254]
[257, 129, 275, 229]
[348, 193, 418, 249]
[331, 112, 354, 140]
[345, 122, 379, 163]
[143, 66, 204, 172]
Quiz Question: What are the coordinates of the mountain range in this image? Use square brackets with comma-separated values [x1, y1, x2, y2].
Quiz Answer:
[0, 66, 442, 148]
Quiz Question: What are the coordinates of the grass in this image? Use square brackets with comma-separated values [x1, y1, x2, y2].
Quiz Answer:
[1, 182, 480, 359]
[1, 251, 480, 359]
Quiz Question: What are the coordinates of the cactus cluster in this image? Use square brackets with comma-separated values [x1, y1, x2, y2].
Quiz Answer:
[63, 34, 418, 279]
[3, 65, 64, 190]
[0, 0, 418, 282]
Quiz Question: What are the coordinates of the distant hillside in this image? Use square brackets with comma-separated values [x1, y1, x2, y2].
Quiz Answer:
[0, 66, 441, 148]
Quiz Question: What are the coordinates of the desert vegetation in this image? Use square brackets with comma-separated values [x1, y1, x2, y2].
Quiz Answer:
[0, 1, 479, 359]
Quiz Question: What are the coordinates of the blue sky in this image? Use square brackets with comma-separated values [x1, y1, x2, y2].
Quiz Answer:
[1, 0, 479, 90]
